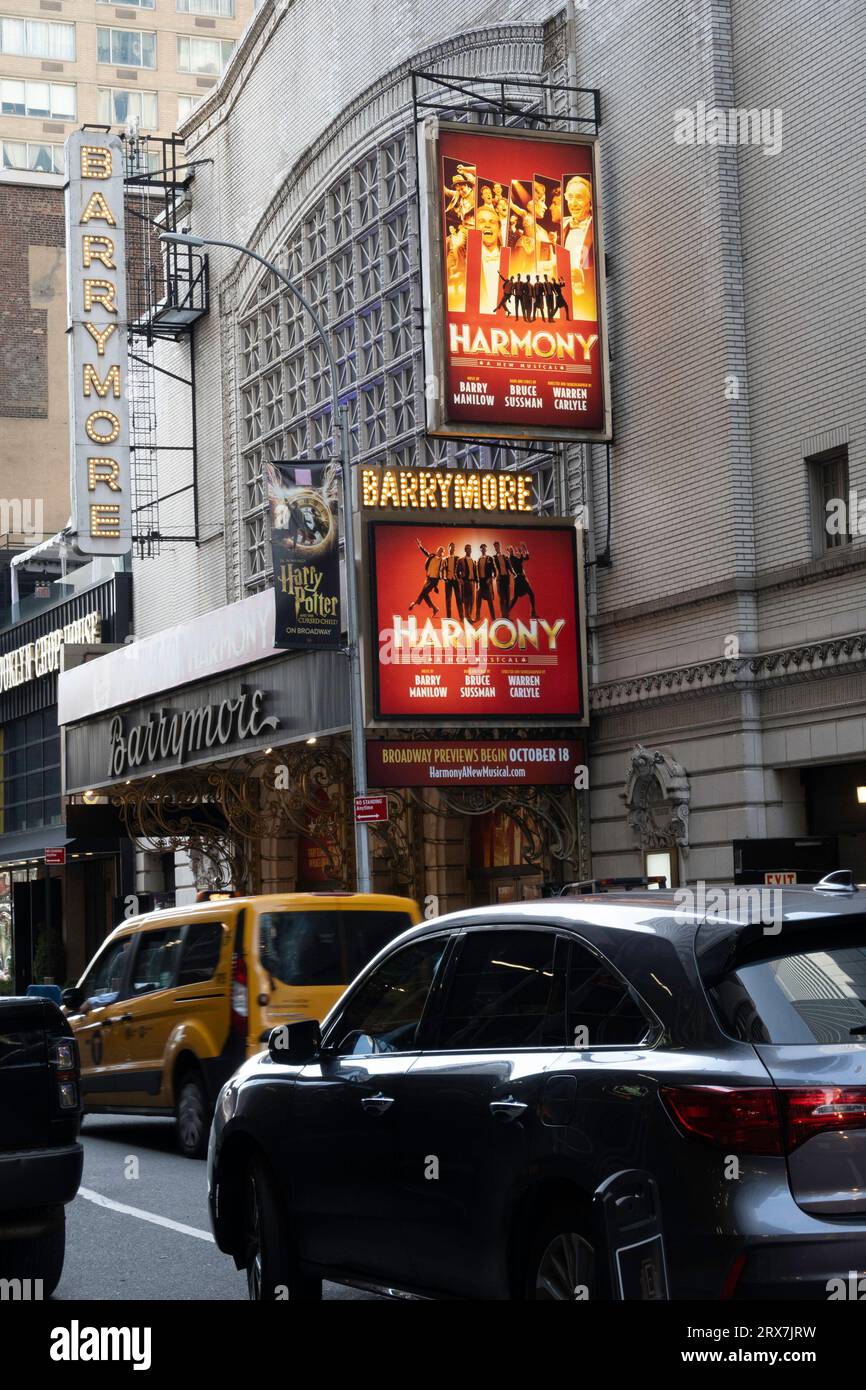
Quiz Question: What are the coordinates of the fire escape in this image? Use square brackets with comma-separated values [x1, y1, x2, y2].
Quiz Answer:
[124, 130, 209, 558]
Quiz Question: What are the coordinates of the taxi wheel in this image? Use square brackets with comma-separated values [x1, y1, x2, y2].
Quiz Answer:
[243, 1156, 322, 1303]
[175, 1071, 209, 1159]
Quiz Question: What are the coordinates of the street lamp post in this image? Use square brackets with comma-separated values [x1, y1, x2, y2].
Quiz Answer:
[161, 230, 372, 892]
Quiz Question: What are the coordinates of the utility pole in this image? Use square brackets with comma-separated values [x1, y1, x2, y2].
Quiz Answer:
[161, 231, 372, 892]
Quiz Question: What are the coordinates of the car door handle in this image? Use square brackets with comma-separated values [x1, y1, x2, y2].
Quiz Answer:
[490, 1098, 528, 1123]
[115, 1013, 133, 1023]
[361, 1092, 395, 1115]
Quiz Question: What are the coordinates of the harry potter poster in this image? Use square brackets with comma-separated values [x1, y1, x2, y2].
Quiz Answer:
[268, 461, 341, 650]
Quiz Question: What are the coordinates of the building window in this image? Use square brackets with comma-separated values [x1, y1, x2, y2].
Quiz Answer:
[178, 92, 201, 124]
[98, 87, 158, 128]
[810, 446, 850, 554]
[176, 35, 233, 74]
[96, 27, 157, 69]
[0, 78, 75, 120]
[2, 139, 64, 174]
[177, 0, 234, 14]
[1, 712, 61, 833]
[0, 17, 74, 60]
[98, 0, 154, 6]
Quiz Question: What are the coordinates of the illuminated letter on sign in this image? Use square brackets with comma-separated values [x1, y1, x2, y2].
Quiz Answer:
[65, 131, 130, 556]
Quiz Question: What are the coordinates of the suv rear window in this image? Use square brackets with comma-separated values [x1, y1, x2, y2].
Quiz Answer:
[698, 922, 866, 1044]
[259, 910, 413, 987]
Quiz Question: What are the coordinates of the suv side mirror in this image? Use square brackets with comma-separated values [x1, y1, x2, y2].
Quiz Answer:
[61, 986, 84, 1012]
[268, 1019, 321, 1064]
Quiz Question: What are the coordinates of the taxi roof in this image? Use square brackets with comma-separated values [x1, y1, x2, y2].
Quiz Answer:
[109, 891, 419, 934]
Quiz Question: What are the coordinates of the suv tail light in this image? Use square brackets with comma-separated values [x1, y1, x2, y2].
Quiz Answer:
[51, 1036, 79, 1110]
[231, 953, 248, 1038]
[662, 1086, 783, 1155]
[782, 1087, 866, 1149]
[662, 1085, 866, 1155]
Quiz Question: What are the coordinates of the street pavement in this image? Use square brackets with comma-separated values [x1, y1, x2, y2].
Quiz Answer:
[55, 1115, 381, 1301]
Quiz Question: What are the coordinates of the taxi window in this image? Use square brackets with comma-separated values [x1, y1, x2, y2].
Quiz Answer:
[259, 910, 413, 987]
[130, 927, 184, 997]
[81, 937, 134, 1006]
[177, 921, 224, 986]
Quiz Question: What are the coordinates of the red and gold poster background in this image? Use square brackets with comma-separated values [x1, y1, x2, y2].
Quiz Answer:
[432, 124, 607, 440]
[368, 520, 584, 722]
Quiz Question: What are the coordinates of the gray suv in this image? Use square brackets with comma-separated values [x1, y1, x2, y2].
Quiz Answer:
[208, 885, 866, 1300]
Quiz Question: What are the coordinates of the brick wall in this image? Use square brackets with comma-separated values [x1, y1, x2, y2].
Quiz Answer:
[0, 182, 65, 420]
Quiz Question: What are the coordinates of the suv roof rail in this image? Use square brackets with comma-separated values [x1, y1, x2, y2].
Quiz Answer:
[558, 875, 667, 896]
[814, 869, 858, 894]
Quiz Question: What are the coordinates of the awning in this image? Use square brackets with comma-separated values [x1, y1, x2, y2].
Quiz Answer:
[0, 824, 68, 868]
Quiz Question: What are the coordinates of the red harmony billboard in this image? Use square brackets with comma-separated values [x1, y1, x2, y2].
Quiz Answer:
[367, 520, 585, 724]
[421, 121, 610, 442]
[367, 739, 584, 788]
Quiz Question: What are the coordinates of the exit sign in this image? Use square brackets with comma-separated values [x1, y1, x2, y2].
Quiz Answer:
[45, 848, 66, 866]
[764, 871, 796, 885]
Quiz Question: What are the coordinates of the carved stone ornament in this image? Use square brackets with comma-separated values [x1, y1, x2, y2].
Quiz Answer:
[622, 745, 690, 854]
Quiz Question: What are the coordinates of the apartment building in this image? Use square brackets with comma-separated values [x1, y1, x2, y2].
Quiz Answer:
[0, 0, 256, 178]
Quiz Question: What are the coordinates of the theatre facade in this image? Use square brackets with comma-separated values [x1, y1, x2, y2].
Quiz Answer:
[59, 461, 590, 912]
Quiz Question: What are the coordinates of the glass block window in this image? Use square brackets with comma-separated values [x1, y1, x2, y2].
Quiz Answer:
[356, 153, 378, 225]
[307, 339, 329, 408]
[309, 410, 332, 458]
[331, 248, 354, 319]
[361, 380, 387, 452]
[244, 447, 263, 513]
[358, 304, 383, 375]
[242, 381, 262, 445]
[306, 264, 328, 320]
[306, 201, 327, 264]
[262, 370, 282, 434]
[241, 318, 260, 378]
[389, 365, 415, 439]
[382, 135, 408, 203]
[385, 287, 412, 360]
[331, 178, 351, 244]
[285, 353, 305, 419]
[334, 320, 355, 393]
[357, 229, 380, 301]
[244, 512, 268, 584]
[261, 300, 281, 365]
[383, 210, 410, 278]
[236, 125, 557, 593]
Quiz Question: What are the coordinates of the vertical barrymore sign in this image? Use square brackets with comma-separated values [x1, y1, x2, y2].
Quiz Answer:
[65, 132, 131, 556]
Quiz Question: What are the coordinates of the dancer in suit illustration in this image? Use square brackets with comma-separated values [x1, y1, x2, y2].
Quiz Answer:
[408, 539, 444, 615]
[507, 543, 537, 618]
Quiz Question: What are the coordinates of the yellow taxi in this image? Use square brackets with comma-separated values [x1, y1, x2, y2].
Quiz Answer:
[63, 892, 421, 1157]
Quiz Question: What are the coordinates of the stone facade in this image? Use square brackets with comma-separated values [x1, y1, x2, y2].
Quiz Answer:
[132, 0, 866, 886]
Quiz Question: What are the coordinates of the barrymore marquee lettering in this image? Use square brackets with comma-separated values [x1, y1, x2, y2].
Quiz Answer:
[108, 687, 278, 777]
